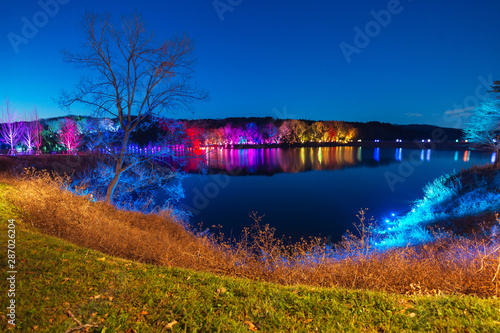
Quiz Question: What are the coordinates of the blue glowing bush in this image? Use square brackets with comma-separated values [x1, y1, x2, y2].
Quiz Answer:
[453, 189, 500, 216]
[421, 173, 461, 203]
[373, 168, 500, 248]
[374, 225, 432, 249]
[71, 160, 187, 215]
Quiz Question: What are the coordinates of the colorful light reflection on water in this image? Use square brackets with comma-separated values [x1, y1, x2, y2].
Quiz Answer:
[179, 147, 494, 243]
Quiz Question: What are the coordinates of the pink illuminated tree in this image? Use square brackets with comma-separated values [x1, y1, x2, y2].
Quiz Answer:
[0, 100, 24, 155]
[278, 121, 293, 143]
[57, 118, 82, 154]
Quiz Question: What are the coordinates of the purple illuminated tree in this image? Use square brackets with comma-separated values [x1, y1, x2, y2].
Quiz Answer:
[245, 122, 259, 144]
[22, 108, 42, 155]
[59, 12, 207, 204]
[261, 123, 278, 144]
[223, 123, 239, 144]
[57, 118, 82, 154]
[0, 100, 24, 155]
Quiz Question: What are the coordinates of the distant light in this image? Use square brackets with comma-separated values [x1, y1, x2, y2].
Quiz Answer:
[456, 139, 459, 142]
[427, 139, 431, 142]
[385, 219, 389, 223]
[358, 139, 362, 142]
[421, 140, 425, 142]
[391, 213, 395, 217]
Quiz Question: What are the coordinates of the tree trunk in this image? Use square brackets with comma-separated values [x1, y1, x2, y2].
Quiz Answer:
[104, 170, 122, 204]
[104, 130, 131, 204]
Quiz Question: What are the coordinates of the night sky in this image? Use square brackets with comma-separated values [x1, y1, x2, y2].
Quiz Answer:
[1, 0, 499, 127]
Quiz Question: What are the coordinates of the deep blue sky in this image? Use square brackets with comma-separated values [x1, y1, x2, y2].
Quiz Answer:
[1, 0, 499, 127]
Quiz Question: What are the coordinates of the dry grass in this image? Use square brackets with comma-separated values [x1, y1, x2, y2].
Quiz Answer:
[3, 169, 500, 297]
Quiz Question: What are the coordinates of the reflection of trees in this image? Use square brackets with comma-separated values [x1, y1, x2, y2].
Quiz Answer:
[195, 147, 394, 175]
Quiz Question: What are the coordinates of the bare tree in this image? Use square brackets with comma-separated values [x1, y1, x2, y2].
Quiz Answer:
[59, 12, 207, 204]
[463, 98, 500, 166]
[0, 100, 24, 155]
[33, 108, 43, 155]
[22, 107, 43, 155]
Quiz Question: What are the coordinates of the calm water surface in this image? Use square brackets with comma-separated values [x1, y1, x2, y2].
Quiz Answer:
[179, 147, 493, 242]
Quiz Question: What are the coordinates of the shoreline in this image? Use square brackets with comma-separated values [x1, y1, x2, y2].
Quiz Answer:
[207, 141, 473, 151]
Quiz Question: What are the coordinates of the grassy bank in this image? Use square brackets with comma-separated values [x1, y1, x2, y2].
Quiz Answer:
[2, 184, 500, 332]
[3, 169, 500, 298]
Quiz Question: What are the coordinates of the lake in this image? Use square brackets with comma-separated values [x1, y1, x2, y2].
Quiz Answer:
[179, 147, 494, 242]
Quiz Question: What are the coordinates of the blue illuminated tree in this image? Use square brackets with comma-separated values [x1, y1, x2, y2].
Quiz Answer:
[59, 12, 207, 204]
[463, 98, 500, 166]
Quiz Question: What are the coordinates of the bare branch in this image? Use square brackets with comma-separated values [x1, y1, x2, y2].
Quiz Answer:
[59, 11, 207, 204]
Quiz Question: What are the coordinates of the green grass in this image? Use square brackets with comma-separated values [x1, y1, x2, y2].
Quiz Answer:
[2, 183, 500, 332]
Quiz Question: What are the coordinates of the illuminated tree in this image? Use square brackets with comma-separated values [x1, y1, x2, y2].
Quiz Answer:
[22, 108, 43, 155]
[261, 123, 278, 144]
[212, 127, 225, 145]
[287, 119, 308, 143]
[312, 122, 327, 142]
[334, 121, 356, 142]
[223, 123, 239, 144]
[463, 98, 500, 165]
[245, 122, 260, 144]
[59, 12, 207, 204]
[345, 127, 357, 141]
[203, 127, 224, 145]
[57, 118, 82, 153]
[278, 121, 293, 143]
[33, 111, 43, 154]
[0, 100, 24, 155]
